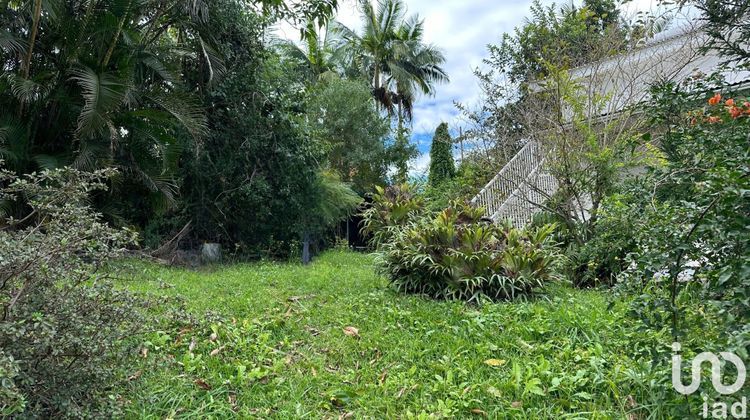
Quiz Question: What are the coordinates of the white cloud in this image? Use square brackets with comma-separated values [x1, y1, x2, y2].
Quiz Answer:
[409, 153, 430, 178]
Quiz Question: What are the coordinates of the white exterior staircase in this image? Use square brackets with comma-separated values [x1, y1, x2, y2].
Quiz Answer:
[470, 140, 558, 226]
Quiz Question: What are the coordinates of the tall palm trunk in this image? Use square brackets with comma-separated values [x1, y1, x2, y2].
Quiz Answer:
[102, 0, 131, 68]
[373, 65, 381, 89]
[22, 0, 43, 79]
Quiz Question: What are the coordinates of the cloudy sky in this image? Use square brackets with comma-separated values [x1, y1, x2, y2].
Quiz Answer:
[277, 0, 661, 175]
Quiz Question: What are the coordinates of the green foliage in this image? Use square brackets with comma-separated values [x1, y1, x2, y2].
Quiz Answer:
[428, 122, 455, 186]
[178, 7, 318, 256]
[0, 0, 218, 220]
[305, 78, 392, 193]
[389, 122, 419, 184]
[276, 20, 348, 84]
[300, 170, 362, 263]
[461, 0, 631, 173]
[565, 192, 639, 287]
[694, 0, 750, 66]
[0, 0, 348, 254]
[118, 250, 680, 418]
[360, 184, 424, 248]
[424, 160, 494, 212]
[490, 0, 623, 85]
[378, 201, 561, 302]
[620, 82, 750, 351]
[305, 171, 363, 233]
[531, 65, 642, 242]
[0, 167, 143, 417]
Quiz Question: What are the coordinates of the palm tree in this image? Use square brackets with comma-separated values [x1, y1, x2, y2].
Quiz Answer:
[332, 0, 448, 121]
[0, 0, 214, 216]
[276, 21, 347, 84]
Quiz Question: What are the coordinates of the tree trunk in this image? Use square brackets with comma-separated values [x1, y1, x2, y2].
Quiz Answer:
[302, 232, 311, 265]
[373, 65, 381, 90]
[22, 0, 43, 79]
[101, 0, 131, 68]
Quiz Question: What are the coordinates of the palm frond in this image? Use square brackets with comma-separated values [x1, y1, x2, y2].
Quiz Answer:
[0, 31, 27, 56]
[182, 0, 210, 23]
[69, 65, 129, 139]
[140, 52, 181, 84]
[7, 73, 53, 104]
[32, 154, 65, 170]
[145, 90, 208, 140]
[72, 139, 110, 170]
[314, 169, 363, 226]
[198, 36, 226, 86]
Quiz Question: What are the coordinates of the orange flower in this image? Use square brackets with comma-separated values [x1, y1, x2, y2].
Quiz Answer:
[725, 98, 735, 107]
[730, 106, 743, 119]
[708, 93, 722, 105]
[707, 116, 722, 123]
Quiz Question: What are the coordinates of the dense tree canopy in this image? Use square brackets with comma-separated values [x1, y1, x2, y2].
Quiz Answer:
[0, 0, 449, 256]
[491, 0, 622, 85]
[305, 78, 391, 194]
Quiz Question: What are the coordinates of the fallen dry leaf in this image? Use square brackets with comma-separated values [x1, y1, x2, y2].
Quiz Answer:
[127, 370, 142, 381]
[140, 347, 148, 358]
[484, 359, 506, 367]
[338, 412, 354, 420]
[396, 384, 418, 399]
[194, 378, 211, 390]
[209, 333, 218, 342]
[343, 326, 360, 338]
[210, 345, 225, 356]
[470, 408, 487, 416]
[626, 395, 639, 420]
[228, 393, 237, 411]
[511, 401, 523, 409]
[378, 369, 388, 385]
[188, 337, 197, 352]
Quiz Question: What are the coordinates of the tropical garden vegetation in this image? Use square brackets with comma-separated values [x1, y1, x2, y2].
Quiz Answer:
[1, 0, 747, 417]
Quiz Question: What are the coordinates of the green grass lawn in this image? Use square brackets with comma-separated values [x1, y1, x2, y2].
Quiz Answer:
[119, 250, 656, 419]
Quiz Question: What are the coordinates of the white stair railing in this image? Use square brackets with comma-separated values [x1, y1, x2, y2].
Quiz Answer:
[470, 140, 558, 226]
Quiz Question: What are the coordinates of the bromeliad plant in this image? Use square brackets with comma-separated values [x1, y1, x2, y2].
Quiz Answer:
[377, 201, 561, 302]
[360, 183, 424, 248]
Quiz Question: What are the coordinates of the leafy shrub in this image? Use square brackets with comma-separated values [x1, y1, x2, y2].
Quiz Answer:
[378, 202, 561, 302]
[612, 83, 750, 396]
[0, 167, 144, 417]
[360, 184, 424, 248]
[423, 160, 496, 213]
[565, 192, 640, 287]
